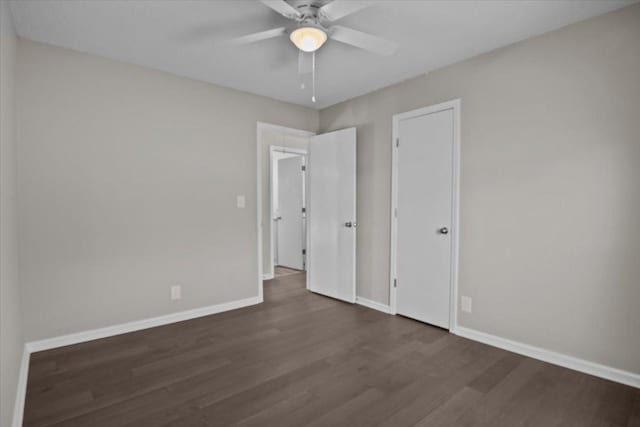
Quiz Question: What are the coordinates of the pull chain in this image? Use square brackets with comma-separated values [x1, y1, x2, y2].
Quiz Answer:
[311, 51, 316, 104]
[299, 50, 305, 90]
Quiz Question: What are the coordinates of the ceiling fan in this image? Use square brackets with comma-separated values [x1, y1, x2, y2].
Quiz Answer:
[230, 0, 397, 103]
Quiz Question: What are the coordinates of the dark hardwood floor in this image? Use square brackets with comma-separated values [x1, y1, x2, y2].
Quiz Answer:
[274, 265, 303, 278]
[24, 271, 639, 426]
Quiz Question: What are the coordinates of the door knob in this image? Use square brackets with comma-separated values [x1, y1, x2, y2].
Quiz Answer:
[274, 216, 282, 221]
[438, 227, 449, 234]
[345, 221, 357, 228]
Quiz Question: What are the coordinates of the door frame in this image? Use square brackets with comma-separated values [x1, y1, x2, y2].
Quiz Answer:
[269, 145, 307, 274]
[256, 122, 315, 301]
[389, 99, 461, 331]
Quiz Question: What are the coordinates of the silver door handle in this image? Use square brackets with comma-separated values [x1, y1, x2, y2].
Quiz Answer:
[438, 227, 449, 234]
[345, 221, 357, 228]
[274, 216, 282, 221]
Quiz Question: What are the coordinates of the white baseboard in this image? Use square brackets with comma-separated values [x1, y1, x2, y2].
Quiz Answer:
[26, 295, 262, 353]
[453, 326, 640, 389]
[356, 296, 391, 314]
[262, 273, 274, 280]
[12, 346, 29, 427]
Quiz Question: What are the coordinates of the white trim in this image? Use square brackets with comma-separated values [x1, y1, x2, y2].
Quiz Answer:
[356, 297, 391, 314]
[12, 346, 29, 427]
[262, 273, 274, 280]
[26, 296, 261, 353]
[453, 326, 640, 389]
[389, 99, 461, 331]
[305, 140, 311, 292]
[257, 123, 264, 301]
[269, 146, 307, 156]
[256, 122, 315, 301]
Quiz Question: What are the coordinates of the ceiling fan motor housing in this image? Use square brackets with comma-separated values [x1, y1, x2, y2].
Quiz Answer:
[289, 0, 333, 27]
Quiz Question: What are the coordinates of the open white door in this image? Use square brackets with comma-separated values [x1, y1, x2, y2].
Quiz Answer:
[307, 128, 357, 303]
[276, 155, 304, 270]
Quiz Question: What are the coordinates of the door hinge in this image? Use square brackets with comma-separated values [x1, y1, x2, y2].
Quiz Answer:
[301, 165, 306, 171]
[301, 207, 306, 213]
[302, 249, 306, 255]
[394, 207, 398, 218]
[395, 138, 399, 148]
[393, 278, 397, 288]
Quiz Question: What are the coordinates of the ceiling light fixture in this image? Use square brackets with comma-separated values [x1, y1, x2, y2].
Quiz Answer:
[289, 26, 327, 52]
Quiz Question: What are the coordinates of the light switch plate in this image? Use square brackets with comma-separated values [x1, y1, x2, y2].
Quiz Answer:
[237, 195, 246, 209]
[171, 285, 181, 300]
[461, 296, 472, 313]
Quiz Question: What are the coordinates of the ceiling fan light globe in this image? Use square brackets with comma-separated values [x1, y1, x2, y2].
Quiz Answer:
[290, 26, 327, 52]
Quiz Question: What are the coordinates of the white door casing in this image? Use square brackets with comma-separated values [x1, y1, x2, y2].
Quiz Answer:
[307, 128, 357, 303]
[390, 100, 460, 330]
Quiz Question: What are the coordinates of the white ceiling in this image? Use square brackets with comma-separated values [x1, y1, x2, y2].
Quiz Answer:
[9, 0, 635, 109]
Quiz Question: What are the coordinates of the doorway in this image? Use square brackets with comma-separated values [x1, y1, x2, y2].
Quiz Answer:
[270, 146, 306, 273]
[257, 123, 357, 303]
[389, 100, 460, 330]
[257, 123, 314, 287]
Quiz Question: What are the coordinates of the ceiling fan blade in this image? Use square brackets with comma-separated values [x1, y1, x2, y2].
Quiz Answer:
[229, 27, 288, 45]
[319, 0, 372, 22]
[298, 51, 313, 75]
[260, 0, 302, 19]
[330, 25, 397, 56]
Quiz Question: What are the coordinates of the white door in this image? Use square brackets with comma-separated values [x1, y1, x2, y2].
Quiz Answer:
[276, 156, 304, 270]
[307, 128, 357, 303]
[394, 105, 456, 329]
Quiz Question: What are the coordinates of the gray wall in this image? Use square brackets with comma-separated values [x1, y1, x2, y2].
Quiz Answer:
[0, 2, 24, 426]
[17, 39, 318, 341]
[319, 4, 640, 374]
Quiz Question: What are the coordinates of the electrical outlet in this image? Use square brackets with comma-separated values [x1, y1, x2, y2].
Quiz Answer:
[236, 195, 246, 209]
[461, 296, 472, 313]
[171, 285, 181, 300]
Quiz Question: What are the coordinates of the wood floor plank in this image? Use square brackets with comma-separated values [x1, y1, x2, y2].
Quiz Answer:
[413, 386, 484, 427]
[628, 391, 640, 427]
[467, 352, 524, 394]
[23, 271, 640, 427]
[455, 357, 546, 426]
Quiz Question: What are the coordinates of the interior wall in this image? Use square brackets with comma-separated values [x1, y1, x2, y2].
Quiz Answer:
[17, 39, 318, 341]
[319, 4, 640, 374]
[0, 2, 24, 426]
[259, 128, 309, 278]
